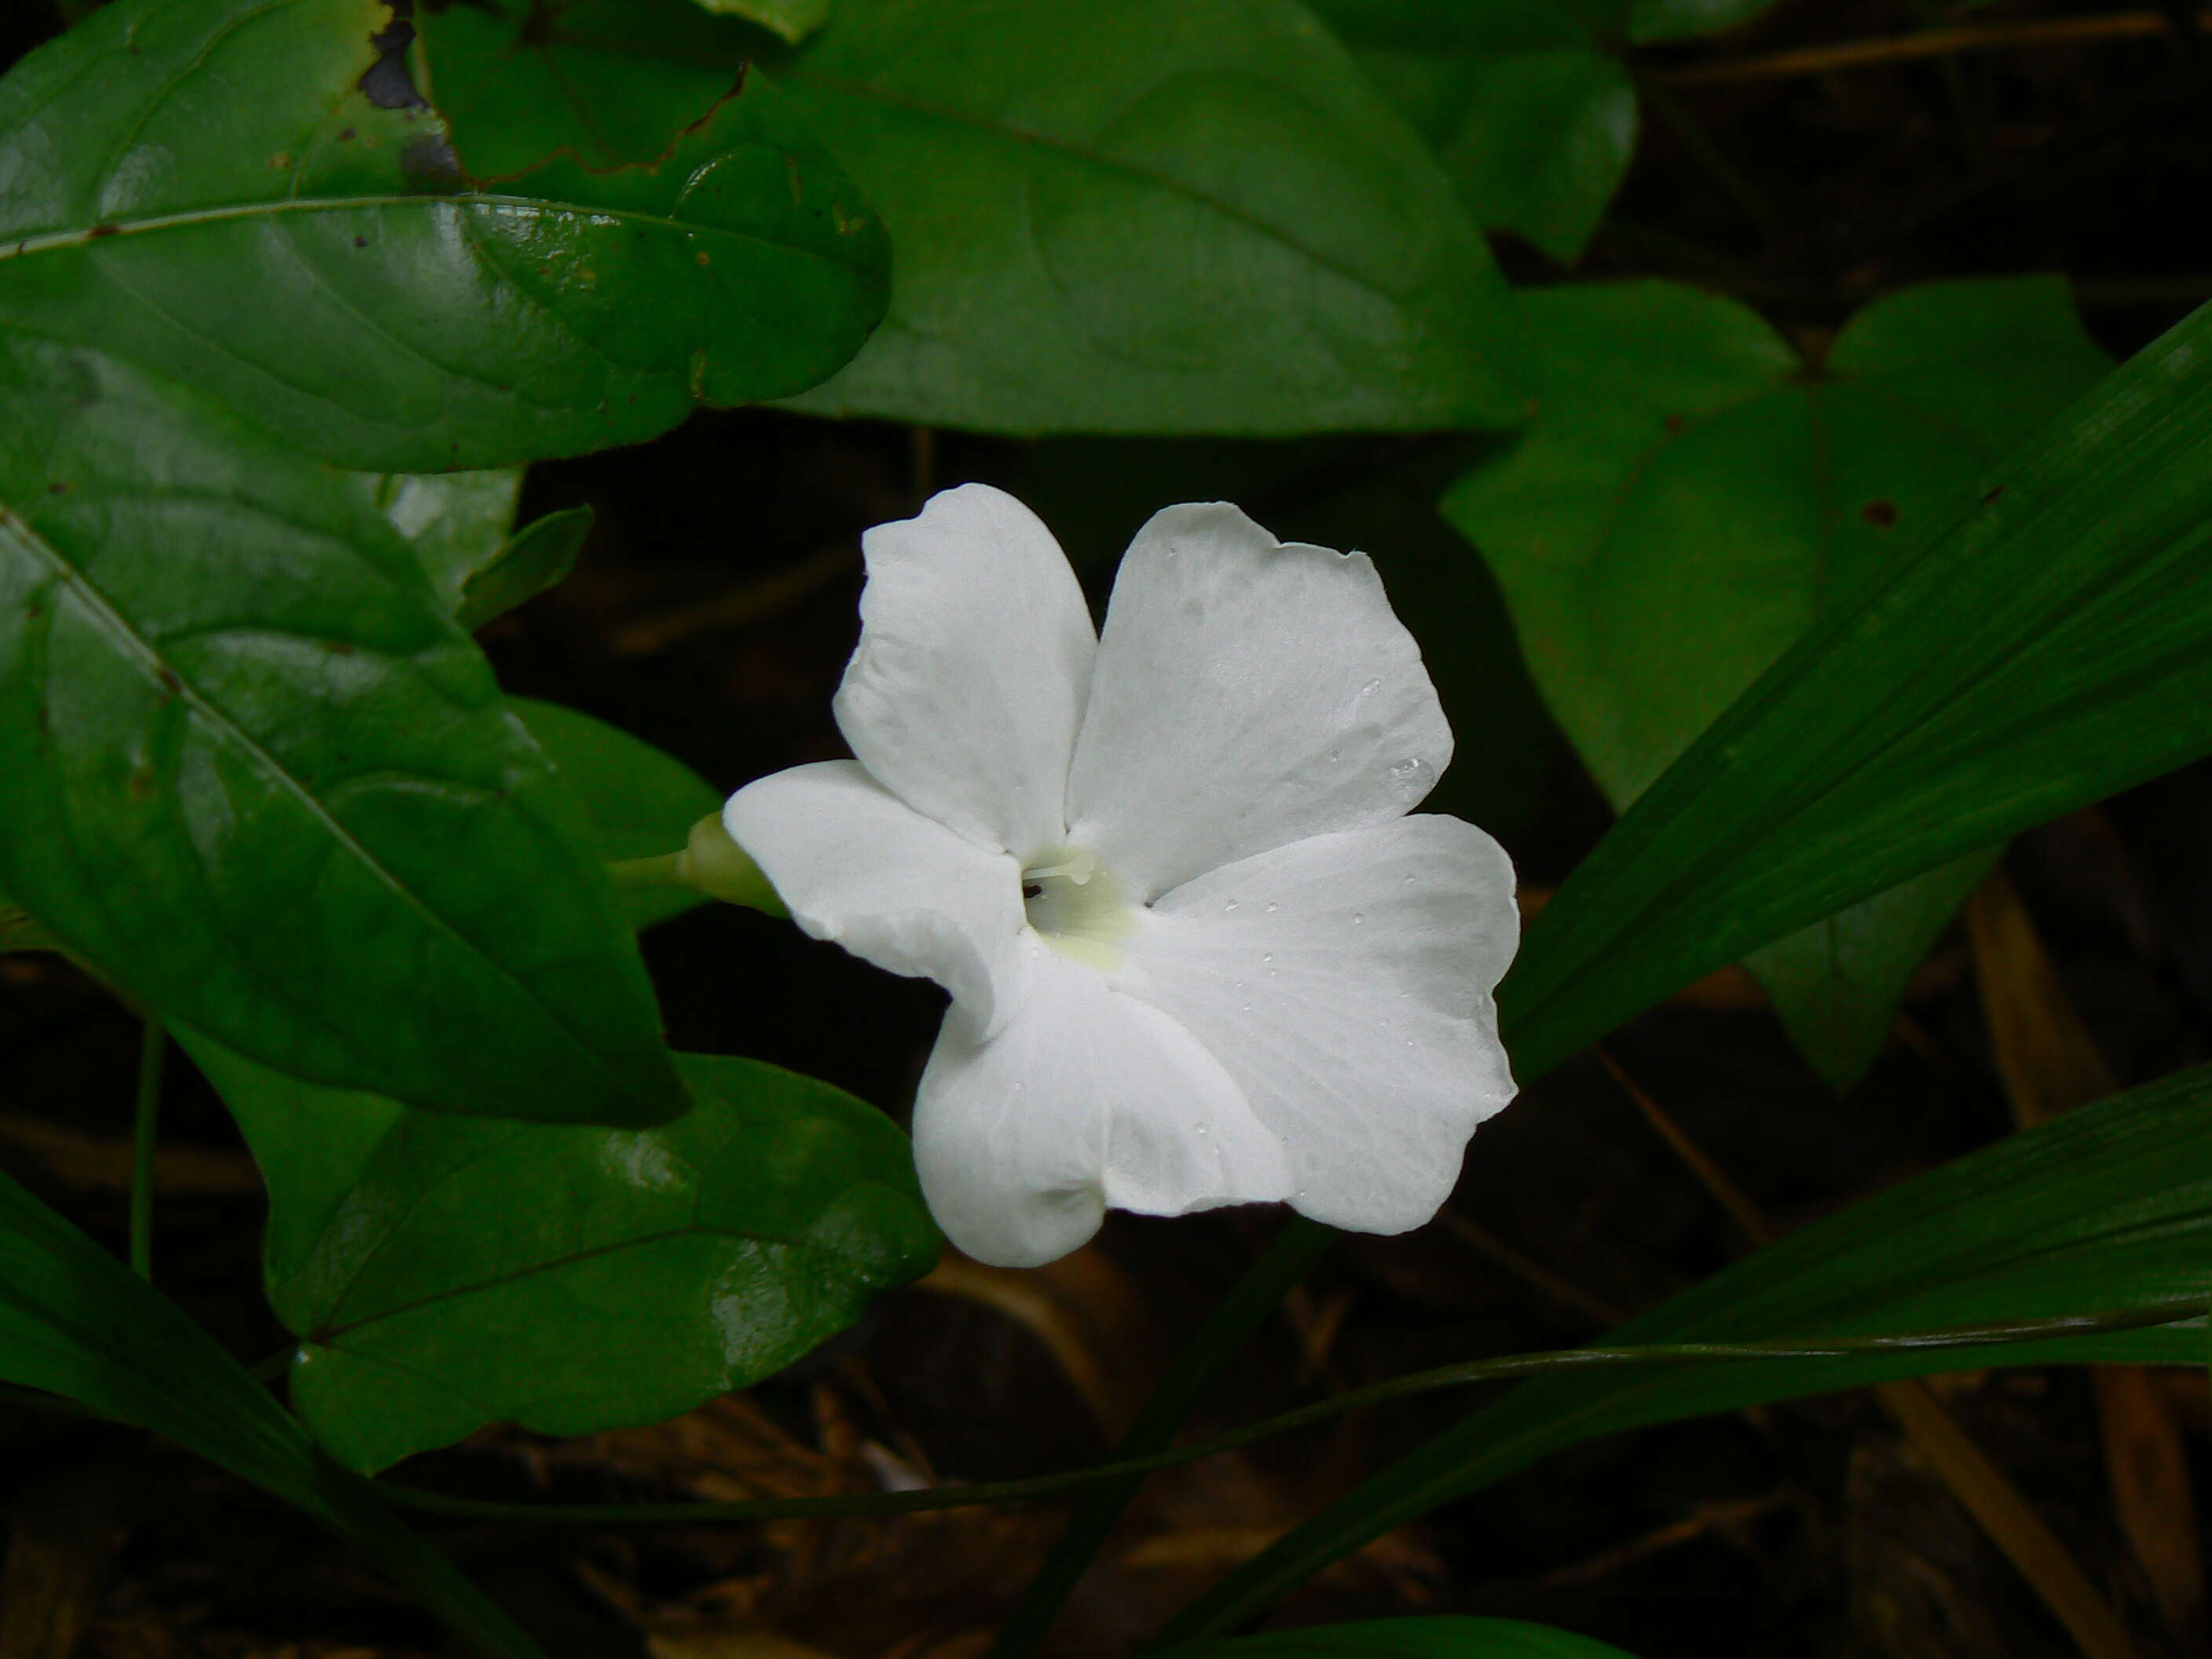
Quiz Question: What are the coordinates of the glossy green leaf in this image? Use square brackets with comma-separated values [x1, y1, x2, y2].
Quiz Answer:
[0, 0, 889, 473]
[0, 336, 682, 1124]
[694, 0, 831, 45]
[418, 0, 1524, 434]
[368, 471, 524, 612]
[1485, 291, 2212, 1084]
[1308, 1, 1635, 263]
[1159, 1067, 2212, 1641]
[1448, 277, 2110, 1086]
[0, 1167, 548, 1659]
[188, 1037, 941, 1474]
[764, 0, 1525, 432]
[1158, 1616, 1639, 1657]
[512, 698, 723, 928]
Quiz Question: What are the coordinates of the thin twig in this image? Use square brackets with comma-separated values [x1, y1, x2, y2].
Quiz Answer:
[128, 1020, 164, 1280]
[1654, 9, 2206, 89]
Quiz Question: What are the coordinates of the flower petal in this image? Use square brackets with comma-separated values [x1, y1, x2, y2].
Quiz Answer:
[1067, 504, 1453, 899]
[1116, 816, 1519, 1236]
[914, 943, 1293, 1268]
[723, 760, 1027, 1031]
[833, 484, 1097, 861]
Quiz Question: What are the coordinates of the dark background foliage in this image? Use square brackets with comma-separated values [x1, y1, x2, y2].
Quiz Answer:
[2, 2, 2208, 1657]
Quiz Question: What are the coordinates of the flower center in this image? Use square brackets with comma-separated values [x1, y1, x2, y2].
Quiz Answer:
[1020, 845, 1136, 973]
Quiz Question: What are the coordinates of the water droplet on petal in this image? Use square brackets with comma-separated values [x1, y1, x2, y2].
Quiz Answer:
[1403, 873, 1416, 884]
[1241, 1002, 1252, 1013]
[1223, 898, 1238, 912]
[1195, 1122, 1210, 1136]
[1262, 953, 1273, 963]
[1265, 900, 1280, 913]
[1328, 748, 1342, 763]
[1387, 756, 1430, 801]
[1352, 912, 1364, 925]
[1361, 678, 1381, 694]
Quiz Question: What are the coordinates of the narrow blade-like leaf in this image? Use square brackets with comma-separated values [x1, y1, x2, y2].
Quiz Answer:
[1157, 1068, 2212, 1640]
[0, 1168, 548, 1659]
[1499, 295, 2212, 1082]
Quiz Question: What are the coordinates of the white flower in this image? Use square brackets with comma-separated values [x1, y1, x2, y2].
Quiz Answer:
[723, 485, 1521, 1268]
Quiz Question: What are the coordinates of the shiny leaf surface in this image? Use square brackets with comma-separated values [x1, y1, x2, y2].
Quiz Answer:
[191, 1038, 940, 1474]
[1160, 1066, 2212, 1639]
[0, 0, 889, 472]
[756, 0, 1527, 431]
[0, 337, 681, 1122]
[1451, 277, 2110, 1086]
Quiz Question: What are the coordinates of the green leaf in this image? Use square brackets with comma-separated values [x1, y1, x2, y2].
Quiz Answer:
[1476, 285, 2212, 1086]
[1156, 1066, 2212, 1641]
[760, 0, 1525, 432]
[1158, 1616, 1640, 1657]
[456, 507, 592, 633]
[369, 472, 524, 610]
[512, 697, 723, 928]
[188, 1036, 942, 1474]
[1448, 276, 2111, 1086]
[364, 471, 590, 629]
[0, 335, 682, 1124]
[1308, 1, 1636, 263]
[0, 0, 889, 473]
[0, 1166, 548, 1659]
[693, 0, 832, 46]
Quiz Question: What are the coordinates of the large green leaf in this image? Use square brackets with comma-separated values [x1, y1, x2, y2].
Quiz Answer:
[187, 1036, 941, 1474]
[1157, 1066, 2212, 1640]
[1307, 0, 1635, 263]
[1158, 1617, 1639, 1657]
[512, 697, 723, 929]
[0, 0, 889, 473]
[756, 0, 1525, 432]
[1489, 292, 2212, 1084]
[1448, 277, 2111, 1086]
[0, 1167, 548, 1659]
[0, 335, 681, 1123]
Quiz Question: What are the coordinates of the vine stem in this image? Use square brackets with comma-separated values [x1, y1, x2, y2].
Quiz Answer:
[129, 1019, 164, 1280]
[363, 1304, 2202, 1530]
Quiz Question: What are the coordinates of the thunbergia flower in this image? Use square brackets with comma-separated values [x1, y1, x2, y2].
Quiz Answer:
[724, 485, 1521, 1268]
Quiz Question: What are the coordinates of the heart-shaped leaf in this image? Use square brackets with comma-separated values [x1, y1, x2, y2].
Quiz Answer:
[1448, 276, 2111, 1086]
[189, 1035, 941, 1474]
[1489, 284, 2212, 1085]
[0, 0, 889, 473]
[0, 336, 681, 1122]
